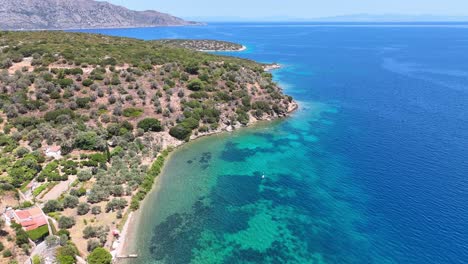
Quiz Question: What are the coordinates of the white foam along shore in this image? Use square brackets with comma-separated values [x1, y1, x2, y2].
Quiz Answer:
[264, 63, 281, 71]
[198, 45, 247, 52]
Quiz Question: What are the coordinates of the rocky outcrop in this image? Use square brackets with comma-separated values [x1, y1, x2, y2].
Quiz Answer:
[0, 0, 200, 30]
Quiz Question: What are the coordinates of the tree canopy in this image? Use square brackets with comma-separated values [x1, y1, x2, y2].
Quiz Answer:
[87, 247, 112, 264]
[137, 118, 163, 132]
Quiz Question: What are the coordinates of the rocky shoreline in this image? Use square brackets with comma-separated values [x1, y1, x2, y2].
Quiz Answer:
[264, 63, 282, 71]
[117, 99, 298, 258]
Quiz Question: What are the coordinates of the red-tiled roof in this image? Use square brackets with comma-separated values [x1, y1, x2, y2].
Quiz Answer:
[21, 219, 36, 227]
[46, 145, 61, 152]
[24, 223, 43, 231]
[14, 207, 48, 231]
[23, 217, 48, 231]
[34, 217, 47, 227]
[15, 210, 31, 220]
[28, 207, 43, 217]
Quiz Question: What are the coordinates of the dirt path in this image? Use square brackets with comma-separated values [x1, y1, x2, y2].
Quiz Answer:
[40, 176, 76, 201]
[8, 57, 32, 74]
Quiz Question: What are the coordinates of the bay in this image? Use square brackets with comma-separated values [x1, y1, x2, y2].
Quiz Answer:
[77, 23, 468, 264]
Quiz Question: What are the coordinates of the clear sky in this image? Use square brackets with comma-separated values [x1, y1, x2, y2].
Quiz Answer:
[105, 0, 468, 20]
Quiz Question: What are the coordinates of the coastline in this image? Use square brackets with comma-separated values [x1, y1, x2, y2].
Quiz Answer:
[198, 45, 247, 52]
[11, 23, 205, 32]
[264, 63, 282, 71]
[116, 99, 299, 259]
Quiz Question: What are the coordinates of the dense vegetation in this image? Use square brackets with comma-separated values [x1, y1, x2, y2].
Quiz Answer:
[0, 31, 294, 261]
[158, 39, 245, 51]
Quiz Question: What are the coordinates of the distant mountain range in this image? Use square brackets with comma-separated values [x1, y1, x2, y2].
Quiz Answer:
[314, 14, 468, 22]
[0, 0, 200, 30]
[186, 14, 468, 23]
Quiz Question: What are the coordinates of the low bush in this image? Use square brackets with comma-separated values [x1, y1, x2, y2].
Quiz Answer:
[169, 125, 192, 140]
[58, 216, 75, 229]
[137, 118, 162, 132]
[87, 247, 112, 264]
[122, 108, 143, 118]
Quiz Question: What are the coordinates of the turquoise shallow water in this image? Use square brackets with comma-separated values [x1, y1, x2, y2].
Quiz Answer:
[80, 23, 468, 263]
[127, 104, 378, 263]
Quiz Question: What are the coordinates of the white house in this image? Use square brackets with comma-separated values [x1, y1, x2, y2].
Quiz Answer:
[45, 145, 62, 159]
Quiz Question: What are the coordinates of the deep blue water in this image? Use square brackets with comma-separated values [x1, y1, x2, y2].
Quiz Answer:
[77, 23, 468, 263]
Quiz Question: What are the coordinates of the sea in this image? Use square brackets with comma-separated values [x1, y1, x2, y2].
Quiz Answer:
[76, 23, 468, 264]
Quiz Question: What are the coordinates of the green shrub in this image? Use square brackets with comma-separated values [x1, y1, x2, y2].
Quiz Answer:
[44, 109, 75, 122]
[82, 79, 94, 87]
[181, 117, 199, 130]
[64, 68, 83, 75]
[169, 125, 192, 140]
[2, 249, 12, 257]
[77, 203, 90, 215]
[131, 149, 170, 211]
[110, 146, 123, 158]
[89, 153, 107, 164]
[15, 228, 29, 246]
[58, 216, 75, 229]
[63, 195, 79, 209]
[123, 108, 143, 118]
[105, 199, 127, 213]
[137, 118, 162, 132]
[87, 247, 112, 264]
[18, 201, 34, 209]
[189, 91, 209, 99]
[54, 78, 74, 88]
[91, 206, 102, 215]
[32, 255, 42, 264]
[76, 97, 91, 108]
[8, 155, 41, 187]
[77, 170, 92, 182]
[110, 75, 120, 85]
[56, 243, 78, 264]
[185, 61, 199, 74]
[74, 131, 99, 150]
[43, 200, 63, 213]
[252, 101, 270, 112]
[187, 78, 204, 91]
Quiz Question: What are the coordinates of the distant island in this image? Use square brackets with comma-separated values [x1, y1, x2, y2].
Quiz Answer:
[158, 39, 246, 52]
[313, 14, 468, 22]
[0, 31, 296, 263]
[0, 0, 201, 30]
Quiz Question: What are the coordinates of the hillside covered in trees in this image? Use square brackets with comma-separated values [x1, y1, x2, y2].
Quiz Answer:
[158, 39, 245, 51]
[0, 31, 296, 262]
